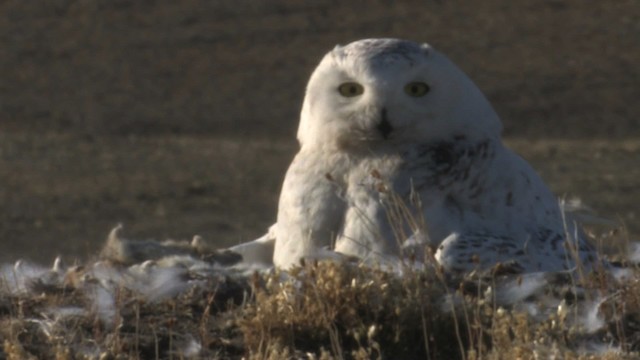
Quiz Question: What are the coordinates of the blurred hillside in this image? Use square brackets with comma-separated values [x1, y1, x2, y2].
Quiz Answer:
[0, 0, 638, 263]
[1, 0, 638, 138]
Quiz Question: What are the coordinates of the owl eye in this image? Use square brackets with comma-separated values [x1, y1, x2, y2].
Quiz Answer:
[404, 82, 430, 97]
[338, 82, 364, 97]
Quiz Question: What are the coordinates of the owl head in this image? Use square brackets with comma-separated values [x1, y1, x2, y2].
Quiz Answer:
[296, 38, 503, 150]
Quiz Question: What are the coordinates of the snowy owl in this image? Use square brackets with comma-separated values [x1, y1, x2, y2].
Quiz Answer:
[231, 38, 599, 274]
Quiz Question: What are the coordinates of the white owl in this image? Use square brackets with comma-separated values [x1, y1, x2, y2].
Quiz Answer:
[231, 38, 599, 274]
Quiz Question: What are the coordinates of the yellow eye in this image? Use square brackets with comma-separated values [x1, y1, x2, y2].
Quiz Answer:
[404, 82, 430, 97]
[338, 82, 364, 97]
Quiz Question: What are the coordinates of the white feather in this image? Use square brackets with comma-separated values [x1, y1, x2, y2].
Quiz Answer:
[230, 38, 600, 274]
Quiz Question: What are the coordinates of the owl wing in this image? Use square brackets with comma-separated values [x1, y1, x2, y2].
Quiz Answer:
[434, 228, 601, 274]
[228, 224, 277, 268]
[273, 150, 347, 268]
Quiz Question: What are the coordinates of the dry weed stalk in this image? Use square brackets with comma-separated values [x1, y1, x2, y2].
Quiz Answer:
[240, 260, 462, 359]
[1, 197, 639, 359]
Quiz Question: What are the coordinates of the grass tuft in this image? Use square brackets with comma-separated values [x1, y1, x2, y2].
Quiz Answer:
[240, 261, 462, 359]
[1, 236, 640, 358]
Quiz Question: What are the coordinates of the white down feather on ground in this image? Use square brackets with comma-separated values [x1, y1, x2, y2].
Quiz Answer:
[0, 213, 637, 358]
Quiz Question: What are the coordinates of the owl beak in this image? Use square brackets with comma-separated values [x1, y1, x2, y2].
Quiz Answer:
[377, 108, 394, 139]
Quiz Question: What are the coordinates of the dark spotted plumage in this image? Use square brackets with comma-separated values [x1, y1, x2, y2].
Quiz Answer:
[354, 134, 602, 274]
[404, 138, 493, 193]
[229, 38, 603, 273]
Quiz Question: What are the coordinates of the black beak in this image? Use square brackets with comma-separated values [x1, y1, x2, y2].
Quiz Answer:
[377, 108, 393, 139]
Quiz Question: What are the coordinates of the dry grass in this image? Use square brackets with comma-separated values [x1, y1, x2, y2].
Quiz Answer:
[236, 256, 640, 359]
[1, 1, 637, 357]
[1, 0, 637, 139]
[1, 245, 640, 359]
[1, 134, 639, 358]
[2, 133, 638, 265]
[0, 268, 250, 359]
[240, 261, 454, 359]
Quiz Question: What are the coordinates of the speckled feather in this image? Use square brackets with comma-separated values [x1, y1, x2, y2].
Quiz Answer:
[233, 38, 600, 273]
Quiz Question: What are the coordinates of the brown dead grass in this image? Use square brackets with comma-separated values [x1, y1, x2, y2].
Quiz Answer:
[1, 0, 637, 139]
[1, 133, 638, 264]
[3, 257, 640, 359]
[240, 261, 455, 359]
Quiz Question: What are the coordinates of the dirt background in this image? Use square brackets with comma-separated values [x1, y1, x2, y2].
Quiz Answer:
[0, 0, 638, 263]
